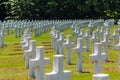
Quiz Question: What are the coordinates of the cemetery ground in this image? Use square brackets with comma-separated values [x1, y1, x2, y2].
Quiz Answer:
[0, 25, 120, 80]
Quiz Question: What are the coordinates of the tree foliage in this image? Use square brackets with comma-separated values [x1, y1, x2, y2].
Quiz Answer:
[0, 0, 120, 20]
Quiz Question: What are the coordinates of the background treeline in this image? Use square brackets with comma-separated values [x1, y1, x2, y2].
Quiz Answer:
[0, 0, 120, 21]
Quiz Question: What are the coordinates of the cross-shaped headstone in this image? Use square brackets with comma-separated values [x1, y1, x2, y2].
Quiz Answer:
[96, 27, 101, 41]
[72, 26, 77, 36]
[34, 27, 37, 37]
[104, 28, 110, 40]
[105, 28, 110, 35]
[90, 31, 99, 54]
[45, 55, 71, 80]
[101, 34, 110, 61]
[50, 26, 56, 38]
[57, 33, 64, 55]
[53, 31, 60, 54]
[29, 46, 50, 79]
[18, 25, 21, 37]
[118, 20, 120, 30]
[99, 28, 105, 41]
[73, 38, 86, 72]
[89, 43, 106, 74]
[114, 32, 120, 71]
[74, 27, 80, 43]
[23, 28, 31, 37]
[20, 36, 30, 46]
[22, 31, 31, 40]
[78, 29, 84, 38]
[112, 29, 118, 49]
[0, 26, 4, 46]
[14, 25, 19, 38]
[71, 23, 76, 35]
[24, 40, 36, 68]
[83, 30, 90, 51]
[63, 35, 73, 64]
[50, 29, 56, 49]
[22, 37, 30, 51]
[88, 20, 93, 35]
[20, 28, 31, 46]
[0, 35, 4, 47]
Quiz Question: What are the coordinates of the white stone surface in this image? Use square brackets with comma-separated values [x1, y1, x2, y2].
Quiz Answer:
[78, 29, 84, 38]
[22, 37, 30, 51]
[29, 46, 50, 79]
[93, 74, 109, 80]
[0, 34, 4, 47]
[90, 31, 99, 54]
[99, 28, 105, 41]
[96, 27, 101, 41]
[112, 29, 118, 49]
[114, 36, 120, 71]
[24, 40, 36, 68]
[118, 51, 120, 71]
[45, 55, 71, 80]
[20, 36, 30, 46]
[63, 35, 73, 64]
[50, 27, 56, 48]
[73, 38, 86, 72]
[89, 43, 106, 74]
[53, 31, 60, 54]
[50, 30, 56, 49]
[74, 27, 80, 43]
[83, 30, 90, 51]
[104, 28, 110, 41]
[101, 34, 110, 61]
[57, 33, 64, 55]
[0, 27, 4, 47]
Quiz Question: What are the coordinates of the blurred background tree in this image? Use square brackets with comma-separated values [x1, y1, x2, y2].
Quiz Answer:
[0, 0, 120, 20]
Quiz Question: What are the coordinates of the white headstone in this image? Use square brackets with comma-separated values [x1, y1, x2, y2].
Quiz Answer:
[29, 46, 50, 79]
[83, 30, 90, 51]
[72, 26, 77, 36]
[73, 38, 86, 72]
[118, 20, 120, 30]
[74, 27, 80, 43]
[93, 74, 109, 80]
[112, 29, 118, 49]
[101, 34, 110, 61]
[90, 43, 109, 80]
[0, 34, 4, 47]
[22, 37, 30, 51]
[50, 29, 56, 49]
[53, 31, 60, 54]
[89, 43, 106, 74]
[45, 55, 71, 80]
[57, 33, 64, 55]
[99, 28, 105, 41]
[20, 36, 30, 46]
[63, 35, 73, 64]
[104, 28, 110, 40]
[78, 29, 84, 38]
[0, 27, 4, 47]
[24, 40, 36, 68]
[96, 27, 101, 41]
[90, 31, 99, 54]
[114, 35, 120, 71]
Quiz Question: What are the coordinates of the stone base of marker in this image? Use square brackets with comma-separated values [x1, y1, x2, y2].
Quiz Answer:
[93, 74, 109, 80]
[46, 71, 71, 80]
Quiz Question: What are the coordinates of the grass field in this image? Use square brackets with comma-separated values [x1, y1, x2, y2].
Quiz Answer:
[0, 25, 120, 80]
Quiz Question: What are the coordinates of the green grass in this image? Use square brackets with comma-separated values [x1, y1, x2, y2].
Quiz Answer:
[0, 25, 120, 80]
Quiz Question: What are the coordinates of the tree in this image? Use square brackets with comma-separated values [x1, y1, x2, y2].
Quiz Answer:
[0, 0, 11, 20]
[9, 0, 34, 20]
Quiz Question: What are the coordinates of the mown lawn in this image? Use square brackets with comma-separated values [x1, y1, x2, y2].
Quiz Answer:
[0, 25, 120, 80]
